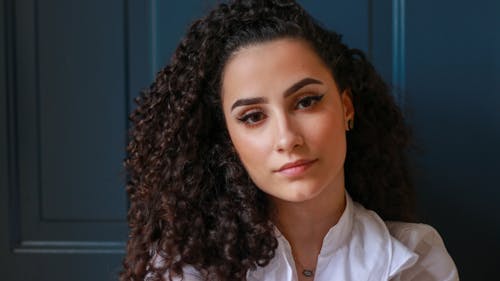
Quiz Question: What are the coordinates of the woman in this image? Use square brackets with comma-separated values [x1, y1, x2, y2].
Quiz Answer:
[121, 1, 458, 280]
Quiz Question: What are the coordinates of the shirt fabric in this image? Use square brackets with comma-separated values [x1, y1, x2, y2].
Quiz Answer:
[160, 194, 459, 280]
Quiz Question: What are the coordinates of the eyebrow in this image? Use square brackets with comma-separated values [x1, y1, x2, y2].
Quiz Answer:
[230, 77, 323, 111]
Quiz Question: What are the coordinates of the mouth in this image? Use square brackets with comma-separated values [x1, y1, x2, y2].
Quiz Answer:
[275, 159, 317, 177]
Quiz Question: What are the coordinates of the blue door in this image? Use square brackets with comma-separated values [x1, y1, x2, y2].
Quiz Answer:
[1, 0, 498, 280]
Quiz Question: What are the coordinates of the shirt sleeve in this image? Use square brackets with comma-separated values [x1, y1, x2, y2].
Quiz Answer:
[386, 222, 459, 281]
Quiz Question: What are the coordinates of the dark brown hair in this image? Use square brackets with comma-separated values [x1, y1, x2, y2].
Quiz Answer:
[121, 0, 415, 280]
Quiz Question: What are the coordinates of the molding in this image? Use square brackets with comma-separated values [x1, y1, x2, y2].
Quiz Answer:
[4, 0, 21, 251]
[14, 240, 126, 254]
[367, 0, 373, 60]
[392, 0, 406, 107]
[6, 0, 128, 244]
[34, 0, 44, 224]
[150, 0, 157, 79]
[123, 0, 130, 147]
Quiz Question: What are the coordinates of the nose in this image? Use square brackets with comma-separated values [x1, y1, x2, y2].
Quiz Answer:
[274, 115, 304, 153]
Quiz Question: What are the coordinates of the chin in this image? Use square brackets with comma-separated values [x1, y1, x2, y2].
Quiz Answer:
[273, 187, 324, 203]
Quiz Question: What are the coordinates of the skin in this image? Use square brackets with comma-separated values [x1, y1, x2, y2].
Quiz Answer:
[221, 38, 354, 280]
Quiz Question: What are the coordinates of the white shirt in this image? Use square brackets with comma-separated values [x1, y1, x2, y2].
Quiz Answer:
[160, 194, 459, 280]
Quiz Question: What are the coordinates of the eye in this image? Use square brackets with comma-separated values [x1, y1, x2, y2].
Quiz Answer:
[295, 94, 324, 110]
[237, 110, 266, 126]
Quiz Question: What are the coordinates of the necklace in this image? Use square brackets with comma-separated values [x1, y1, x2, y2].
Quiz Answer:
[302, 269, 314, 278]
[286, 233, 319, 279]
[293, 257, 315, 278]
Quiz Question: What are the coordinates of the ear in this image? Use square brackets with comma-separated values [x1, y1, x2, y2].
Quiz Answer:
[341, 89, 355, 131]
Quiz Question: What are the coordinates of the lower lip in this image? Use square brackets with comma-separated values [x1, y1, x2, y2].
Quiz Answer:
[277, 160, 317, 177]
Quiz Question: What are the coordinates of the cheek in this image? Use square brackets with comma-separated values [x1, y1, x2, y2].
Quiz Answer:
[307, 114, 346, 155]
[227, 125, 273, 171]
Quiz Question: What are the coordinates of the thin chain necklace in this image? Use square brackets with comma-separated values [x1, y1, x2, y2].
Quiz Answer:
[299, 265, 314, 278]
[293, 253, 316, 278]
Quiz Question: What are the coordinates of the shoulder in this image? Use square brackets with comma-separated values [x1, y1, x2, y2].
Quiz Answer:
[385, 221, 459, 281]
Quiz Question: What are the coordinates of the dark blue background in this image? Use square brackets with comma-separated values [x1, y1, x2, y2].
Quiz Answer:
[1, 0, 498, 279]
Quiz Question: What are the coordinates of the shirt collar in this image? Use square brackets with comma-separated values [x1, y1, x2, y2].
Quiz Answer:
[267, 192, 418, 280]
[318, 191, 354, 256]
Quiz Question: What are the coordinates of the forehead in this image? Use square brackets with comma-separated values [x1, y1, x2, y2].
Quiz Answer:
[221, 39, 331, 98]
[224, 38, 326, 76]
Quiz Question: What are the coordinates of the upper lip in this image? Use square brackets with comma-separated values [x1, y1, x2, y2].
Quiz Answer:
[275, 159, 316, 172]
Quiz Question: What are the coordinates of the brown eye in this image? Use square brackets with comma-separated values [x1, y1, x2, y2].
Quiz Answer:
[237, 111, 266, 126]
[296, 94, 324, 110]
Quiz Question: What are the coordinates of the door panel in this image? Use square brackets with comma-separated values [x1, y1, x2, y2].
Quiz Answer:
[1, 0, 498, 280]
[0, 0, 151, 279]
[406, 0, 500, 279]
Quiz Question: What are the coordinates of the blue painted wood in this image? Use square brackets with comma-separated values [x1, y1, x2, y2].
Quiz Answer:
[12, 0, 128, 242]
[127, 0, 154, 108]
[2, 0, 497, 279]
[0, 0, 15, 273]
[391, 0, 406, 106]
[153, 0, 373, 75]
[299, 0, 370, 53]
[36, 0, 127, 221]
[405, 0, 500, 279]
[372, 0, 393, 85]
[153, 0, 218, 74]
[0, 0, 152, 279]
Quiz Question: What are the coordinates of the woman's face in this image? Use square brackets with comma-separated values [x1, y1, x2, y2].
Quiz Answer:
[221, 39, 354, 203]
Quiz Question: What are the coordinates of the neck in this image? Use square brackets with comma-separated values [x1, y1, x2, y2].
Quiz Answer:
[272, 185, 346, 258]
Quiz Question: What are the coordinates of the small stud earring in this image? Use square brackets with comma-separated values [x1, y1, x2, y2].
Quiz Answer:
[347, 119, 354, 131]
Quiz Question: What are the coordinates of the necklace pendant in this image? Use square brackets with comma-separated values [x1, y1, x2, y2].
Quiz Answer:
[302, 269, 314, 278]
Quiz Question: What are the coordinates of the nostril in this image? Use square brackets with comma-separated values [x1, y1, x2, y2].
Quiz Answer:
[275, 130, 303, 153]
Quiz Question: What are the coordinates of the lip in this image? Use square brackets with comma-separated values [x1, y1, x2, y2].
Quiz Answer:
[275, 159, 317, 177]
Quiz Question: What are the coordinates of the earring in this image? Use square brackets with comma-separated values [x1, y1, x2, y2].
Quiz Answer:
[347, 119, 354, 131]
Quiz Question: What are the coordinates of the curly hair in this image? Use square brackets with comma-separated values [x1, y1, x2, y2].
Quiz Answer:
[120, 0, 416, 280]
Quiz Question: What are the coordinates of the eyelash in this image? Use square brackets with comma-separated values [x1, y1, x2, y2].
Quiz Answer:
[237, 109, 265, 127]
[236, 94, 325, 127]
[295, 94, 324, 109]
